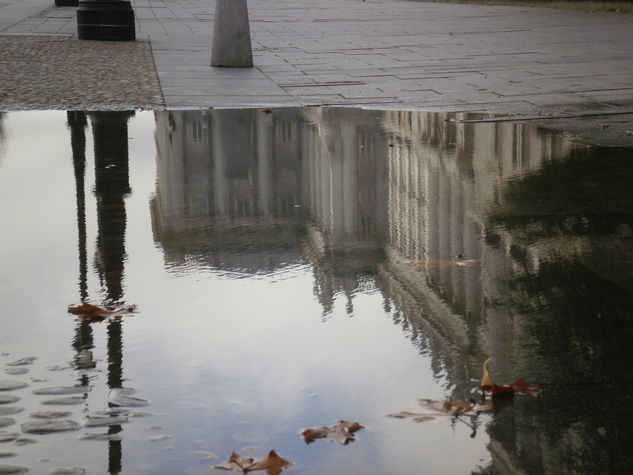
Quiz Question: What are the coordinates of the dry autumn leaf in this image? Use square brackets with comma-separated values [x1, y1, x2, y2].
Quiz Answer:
[480, 358, 542, 397]
[68, 302, 136, 321]
[215, 450, 291, 474]
[302, 420, 364, 445]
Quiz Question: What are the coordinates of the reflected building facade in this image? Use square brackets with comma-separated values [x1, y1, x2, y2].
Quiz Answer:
[150, 108, 633, 473]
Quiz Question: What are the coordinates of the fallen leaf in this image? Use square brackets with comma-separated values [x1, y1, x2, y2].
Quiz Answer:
[215, 451, 254, 471]
[68, 303, 136, 321]
[302, 420, 364, 445]
[215, 450, 291, 474]
[480, 358, 541, 397]
[246, 450, 292, 475]
[263, 108, 273, 114]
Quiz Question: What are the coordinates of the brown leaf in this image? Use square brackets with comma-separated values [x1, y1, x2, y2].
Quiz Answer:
[246, 450, 292, 475]
[480, 358, 541, 397]
[215, 451, 291, 474]
[302, 420, 364, 445]
[215, 451, 254, 471]
[68, 302, 135, 321]
[263, 108, 273, 114]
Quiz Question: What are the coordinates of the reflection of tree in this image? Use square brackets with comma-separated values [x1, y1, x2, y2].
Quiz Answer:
[489, 146, 633, 243]
[485, 145, 633, 474]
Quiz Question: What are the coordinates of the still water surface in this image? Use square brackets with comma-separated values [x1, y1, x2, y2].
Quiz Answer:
[0, 109, 632, 474]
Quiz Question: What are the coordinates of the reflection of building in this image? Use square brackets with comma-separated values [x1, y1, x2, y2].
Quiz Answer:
[380, 111, 575, 389]
[151, 109, 305, 275]
[150, 108, 633, 474]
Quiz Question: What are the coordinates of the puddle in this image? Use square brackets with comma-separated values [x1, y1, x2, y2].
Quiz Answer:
[0, 109, 632, 473]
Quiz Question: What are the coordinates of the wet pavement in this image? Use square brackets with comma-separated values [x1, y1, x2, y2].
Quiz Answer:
[1, 0, 633, 114]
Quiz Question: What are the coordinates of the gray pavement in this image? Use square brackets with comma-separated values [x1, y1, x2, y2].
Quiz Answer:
[1, 0, 633, 113]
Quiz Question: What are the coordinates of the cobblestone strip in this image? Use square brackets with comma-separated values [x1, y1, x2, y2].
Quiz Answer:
[0, 35, 165, 110]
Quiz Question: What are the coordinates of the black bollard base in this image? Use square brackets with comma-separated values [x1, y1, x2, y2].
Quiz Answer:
[77, 0, 136, 41]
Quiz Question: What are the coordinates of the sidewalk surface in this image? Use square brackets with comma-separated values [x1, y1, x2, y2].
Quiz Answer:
[1, 0, 633, 113]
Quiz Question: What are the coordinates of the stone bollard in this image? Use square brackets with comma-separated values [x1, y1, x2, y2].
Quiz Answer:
[211, 0, 253, 68]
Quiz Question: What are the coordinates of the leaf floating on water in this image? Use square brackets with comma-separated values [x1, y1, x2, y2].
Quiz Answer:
[480, 358, 542, 397]
[21, 420, 80, 434]
[67, 303, 136, 321]
[215, 450, 291, 474]
[302, 420, 364, 445]
[0, 381, 28, 392]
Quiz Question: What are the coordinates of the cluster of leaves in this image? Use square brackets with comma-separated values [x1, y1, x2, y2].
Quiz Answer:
[390, 358, 541, 426]
[68, 302, 136, 322]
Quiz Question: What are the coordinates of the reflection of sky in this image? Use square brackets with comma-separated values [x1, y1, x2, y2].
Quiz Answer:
[0, 111, 490, 474]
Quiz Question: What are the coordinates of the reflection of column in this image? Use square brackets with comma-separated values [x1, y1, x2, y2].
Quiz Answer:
[70, 112, 89, 303]
[90, 111, 132, 302]
[89, 111, 132, 475]
[69, 112, 95, 370]
[257, 113, 273, 217]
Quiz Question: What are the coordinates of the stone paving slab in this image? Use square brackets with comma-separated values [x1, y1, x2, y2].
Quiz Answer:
[1, 0, 633, 114]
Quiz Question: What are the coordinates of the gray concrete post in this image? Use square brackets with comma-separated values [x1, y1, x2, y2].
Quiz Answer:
[211, 0, 253, 67]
